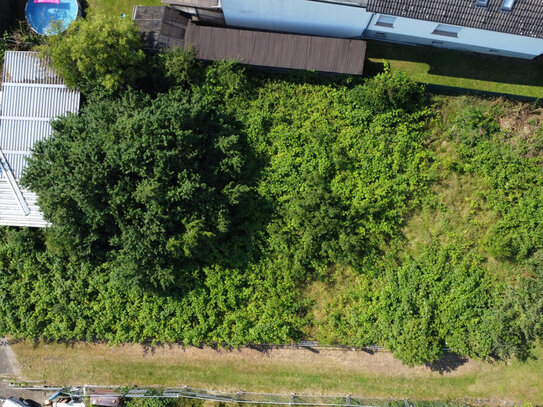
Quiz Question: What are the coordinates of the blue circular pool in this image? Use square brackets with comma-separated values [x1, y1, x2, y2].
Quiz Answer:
[25, 0, 80, 35]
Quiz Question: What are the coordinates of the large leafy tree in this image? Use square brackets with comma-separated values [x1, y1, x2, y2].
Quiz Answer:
[23, 89, 250, 290]
[39, 11, 145, 93]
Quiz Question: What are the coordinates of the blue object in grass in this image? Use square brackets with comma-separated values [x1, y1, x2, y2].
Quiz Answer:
[25, 0, 80, 36]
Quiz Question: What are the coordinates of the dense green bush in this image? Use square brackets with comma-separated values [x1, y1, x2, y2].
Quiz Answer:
[39, 11, 145, 92]
[23, 87, 254, 291]
[450, 104, 543, 261]
[245, 78, 433, 277]
[1, 57, 541, 365]
[318, 244, 500, 366]
[350, 62, 427, 114]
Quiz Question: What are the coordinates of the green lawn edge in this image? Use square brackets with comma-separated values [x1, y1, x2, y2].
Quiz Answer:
[366, 41, 543, 99]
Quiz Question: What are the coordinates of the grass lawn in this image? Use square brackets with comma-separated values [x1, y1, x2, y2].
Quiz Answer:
[366, 41, 543, 99]
[11, 342, 543, 405]
[85, 0, 162, 17]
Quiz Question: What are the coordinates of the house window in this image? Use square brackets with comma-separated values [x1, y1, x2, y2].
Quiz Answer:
[501, 0, 516, 11]
[375, 15, 396, 28]
[432, 24, 461, 37]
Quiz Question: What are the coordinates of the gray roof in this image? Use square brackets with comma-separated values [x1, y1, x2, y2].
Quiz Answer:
[368, 0, 543, 39]
[0, 51, 80, 227]
[185, 22, 366, 74]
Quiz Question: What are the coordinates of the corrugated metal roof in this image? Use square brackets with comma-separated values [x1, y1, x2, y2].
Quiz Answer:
[3, 51, 65, 84]
[0, 51, 80, 227]
[0, 180, 50, 227]
[1, 86, 79, 118]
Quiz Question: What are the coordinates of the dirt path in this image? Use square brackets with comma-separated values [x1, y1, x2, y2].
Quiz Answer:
[135, 344, 484, 377]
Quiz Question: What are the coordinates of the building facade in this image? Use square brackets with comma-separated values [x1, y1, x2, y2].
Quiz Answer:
[168, 0, 543, 59]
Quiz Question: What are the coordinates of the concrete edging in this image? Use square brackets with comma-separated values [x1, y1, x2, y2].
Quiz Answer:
[0, 337, 21, 378]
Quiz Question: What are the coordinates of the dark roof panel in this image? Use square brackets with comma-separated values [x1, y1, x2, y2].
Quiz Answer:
[367, 0, 543, 39]
[184, 22, 366, 75]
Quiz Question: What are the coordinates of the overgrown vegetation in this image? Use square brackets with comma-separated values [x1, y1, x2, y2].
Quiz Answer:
[38, 11, 145, 92]
[1, 15, 543, 369]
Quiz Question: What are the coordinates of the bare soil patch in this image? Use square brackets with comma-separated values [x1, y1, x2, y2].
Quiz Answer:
[65, 343, 489, 378]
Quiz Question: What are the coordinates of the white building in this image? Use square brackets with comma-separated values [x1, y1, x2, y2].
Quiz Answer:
[165, 0, 543, 59]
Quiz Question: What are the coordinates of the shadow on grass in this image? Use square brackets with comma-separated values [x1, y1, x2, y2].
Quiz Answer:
[426, 352, 469, 374]
[366, 40, 543, 87]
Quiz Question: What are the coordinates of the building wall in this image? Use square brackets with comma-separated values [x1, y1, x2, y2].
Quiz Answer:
[365, 14, 543, 59]
[219, 0, 543, 60]
[221, 0, 372, 38]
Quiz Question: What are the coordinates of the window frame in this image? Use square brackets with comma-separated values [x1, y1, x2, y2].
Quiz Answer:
[375, 14, 396, 28]
[306, 0, 368, 7]
[432, 24, 462, 38]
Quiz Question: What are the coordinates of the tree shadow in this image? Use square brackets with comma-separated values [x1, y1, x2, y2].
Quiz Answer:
[366, 40, 543, 87]
[426, 351, 469, 374]
[78, 0, 89, 17]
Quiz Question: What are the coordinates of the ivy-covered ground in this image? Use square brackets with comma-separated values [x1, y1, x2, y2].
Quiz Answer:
[1, 14, 543, 373]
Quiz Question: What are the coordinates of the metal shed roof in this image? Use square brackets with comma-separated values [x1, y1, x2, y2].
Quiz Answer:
[0, 51, 81, 227]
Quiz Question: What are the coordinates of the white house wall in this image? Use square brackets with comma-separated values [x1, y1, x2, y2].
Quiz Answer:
[365, 14, 543, 59]
[221, 0, 372, 38]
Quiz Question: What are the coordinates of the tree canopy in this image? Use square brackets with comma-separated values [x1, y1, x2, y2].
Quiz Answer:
[39, 11, 145, 93]
[23, 86, 252, 290]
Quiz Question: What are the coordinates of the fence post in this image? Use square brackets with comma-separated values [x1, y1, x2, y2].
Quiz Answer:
[289, 393, 296, 407]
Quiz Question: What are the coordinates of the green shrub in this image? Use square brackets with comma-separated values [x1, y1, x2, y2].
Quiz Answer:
[350, 62, 427, 114]
[39, 11, 145, 93]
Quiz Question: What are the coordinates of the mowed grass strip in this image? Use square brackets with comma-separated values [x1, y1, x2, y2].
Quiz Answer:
[366, 41, 543, 98]
[85, 0, 162, 17]
[11, 342, 543, 404]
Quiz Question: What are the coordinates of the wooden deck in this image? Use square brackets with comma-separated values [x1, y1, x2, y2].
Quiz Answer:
[184, 22, 366, 75]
